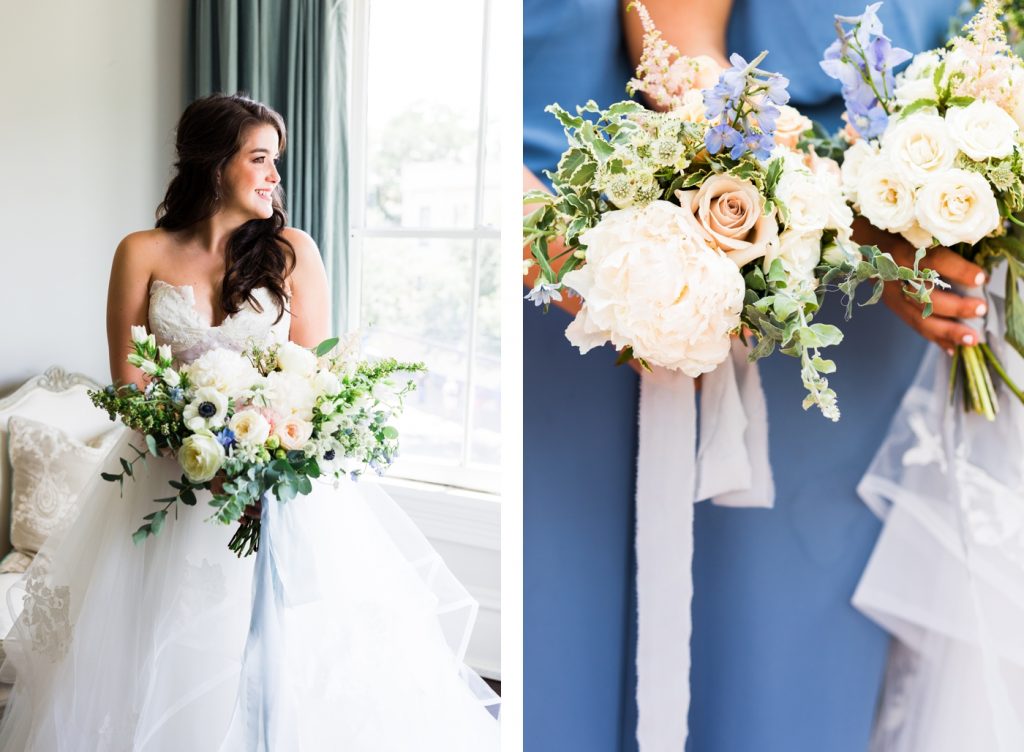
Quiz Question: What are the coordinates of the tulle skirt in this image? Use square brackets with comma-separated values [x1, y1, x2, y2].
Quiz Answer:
[0, 429, 499, 751]
[853, 328, 1024, 751]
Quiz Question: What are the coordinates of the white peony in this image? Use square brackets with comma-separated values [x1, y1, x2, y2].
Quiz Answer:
[765, 229, 823, 286]
[914, 168, 1000, 246]
[840, 139, 879, 206]
[264, 370, 318, 420]
[562, 200, 745, 377]
[276, 341, 318, 376]
[856, 157, 918, 233]
[945, 100, 1019, 161]
[882, 113, 957, 185]
[775, 169, 830, 234]
[184, 348, 261, 397]
[228, 409, 271, 447]
[312, 369, 342, 397]
[183, 387, 230, 432]
[178, 431, 225, 484]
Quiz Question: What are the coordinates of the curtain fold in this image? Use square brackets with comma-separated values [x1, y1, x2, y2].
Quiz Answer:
[188, 0, 349, 330]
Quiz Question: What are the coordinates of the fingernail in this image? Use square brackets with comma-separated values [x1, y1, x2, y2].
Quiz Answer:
[962, 334, 975, 345]
[974, 272, 986, 286]
[976, 303, 987, 317]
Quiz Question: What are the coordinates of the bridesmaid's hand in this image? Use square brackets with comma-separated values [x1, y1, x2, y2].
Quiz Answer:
[852, 219, 988, 353]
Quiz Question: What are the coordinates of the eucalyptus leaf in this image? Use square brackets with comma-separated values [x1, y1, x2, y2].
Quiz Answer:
[314, 337, 339, 357]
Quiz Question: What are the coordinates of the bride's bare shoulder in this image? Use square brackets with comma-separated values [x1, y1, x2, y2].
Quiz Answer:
[112, 228, 177, 272]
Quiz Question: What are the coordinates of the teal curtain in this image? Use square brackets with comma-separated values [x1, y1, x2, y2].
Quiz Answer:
[188, 0, 349, 330]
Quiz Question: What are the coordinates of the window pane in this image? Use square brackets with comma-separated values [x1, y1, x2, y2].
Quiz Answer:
[470, 240, 500, 467]
[359, 237, 473, 465]
[364, 0, 485, 230]
[481, 2, 500, 230]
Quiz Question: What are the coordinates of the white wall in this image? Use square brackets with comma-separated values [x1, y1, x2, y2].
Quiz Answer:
[0, 0, 188, 393]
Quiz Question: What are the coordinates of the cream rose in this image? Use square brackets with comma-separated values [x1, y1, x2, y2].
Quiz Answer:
[675, 175, 779, 266]
[856, 157, 918, 233]
[674, 89, 707, 123]
[773, 105, 813, 149]
[900, 222, 935, 250]
[563, 201, 745, 376]
[882, 114, 957, 185]
[945, 100, 1019, 161]
[276, 341, 318, 376]
[228, 409, 271, 447]
[275, 415, 314, 451]
[915, 168, 1000, 246]
[178, 432, 225, 484]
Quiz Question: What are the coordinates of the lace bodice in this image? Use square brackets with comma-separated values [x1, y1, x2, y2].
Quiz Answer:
[148, 280, 290, 364]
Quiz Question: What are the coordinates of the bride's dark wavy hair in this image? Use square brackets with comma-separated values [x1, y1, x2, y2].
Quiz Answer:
[156, 93, 294, 322]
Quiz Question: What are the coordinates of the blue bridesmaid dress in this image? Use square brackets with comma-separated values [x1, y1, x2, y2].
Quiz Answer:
[524, 1, 639, 749]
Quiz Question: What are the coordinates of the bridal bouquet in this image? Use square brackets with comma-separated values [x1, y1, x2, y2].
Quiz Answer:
[90, 328, 424, 556]
[523, 1, 941, 420]
[821, 0, 1024, 419]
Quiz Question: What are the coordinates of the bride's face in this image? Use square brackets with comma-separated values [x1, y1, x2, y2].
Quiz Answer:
[219, 124, 281, 221]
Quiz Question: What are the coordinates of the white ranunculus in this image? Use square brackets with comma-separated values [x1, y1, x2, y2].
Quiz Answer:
[915, 168, 1000, 246]
[178, 431, 225, 484]
[312, 369, 342, 397]
[275, 415, 314, 452]
[183, 387, 230, 432]
[562, 200, 745, 376]
[856, 157, 918, 233]
[840, 139, 879, 206]
[882, 113, 957, 185]
[765, 229, 823, 286]
[276, 341, 318, 376]
[264, 370, 318, 420]
[775, 169, 830, 234]
[945, 100, 1019, 161]
[228, 409, 271, 447]
[183, 348, 262, 398]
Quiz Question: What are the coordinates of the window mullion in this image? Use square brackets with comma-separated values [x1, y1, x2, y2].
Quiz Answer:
[346, 0, 372, 332]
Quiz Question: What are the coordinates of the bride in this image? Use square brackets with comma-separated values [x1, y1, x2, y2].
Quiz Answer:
[0, 93, 499, 751]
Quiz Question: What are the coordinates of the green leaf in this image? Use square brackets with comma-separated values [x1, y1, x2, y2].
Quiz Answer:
[744, 266, 767, 292]
[946, 96, 975, 108]
[314, 337, 339, 357]
[145, 434, 159, 457]
[545, 103, 584, 130]
[899, 98, 939, 117]
[101, 472, 120, 482]
[873, 254, 900, 281]
[1006, 258, 1024, 360]
[863, 279, 885, 307]
[605, 100, 645, 117]
[382, 426, 399, 440]
[150, 510, 167, 535]
[181, 487, 197, 506]
[766, 258, 788, 286]
[297, 476, 313, 496]
[132, 527, 151, 545]
[808, 323, 844, 347]
[811, 356, 837, 374]
[120, 458, 133, 477]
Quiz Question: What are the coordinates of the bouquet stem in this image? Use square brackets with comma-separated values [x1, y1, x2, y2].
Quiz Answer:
[228, 517, 261, 558]
[951, 342, 1024, 421]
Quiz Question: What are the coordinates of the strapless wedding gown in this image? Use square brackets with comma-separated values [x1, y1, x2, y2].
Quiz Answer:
[0, 280, 500, 751]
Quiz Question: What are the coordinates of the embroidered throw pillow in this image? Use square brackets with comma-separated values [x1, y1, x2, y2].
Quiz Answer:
[1, 416, 118, 573]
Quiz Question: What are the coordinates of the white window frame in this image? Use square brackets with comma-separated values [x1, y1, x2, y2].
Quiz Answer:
[346, 0, 499, 496]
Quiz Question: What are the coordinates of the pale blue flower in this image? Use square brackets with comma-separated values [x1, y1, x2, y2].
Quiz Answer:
[524, 282, 564, 307]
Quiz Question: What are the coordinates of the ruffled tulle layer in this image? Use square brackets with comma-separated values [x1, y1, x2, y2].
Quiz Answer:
[0, 429, 499, 751]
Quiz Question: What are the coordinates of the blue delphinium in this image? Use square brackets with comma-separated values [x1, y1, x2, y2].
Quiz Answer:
[215, 428, 236, 449]
[702, 52, 791, 161]
[820, 3, 911, 138]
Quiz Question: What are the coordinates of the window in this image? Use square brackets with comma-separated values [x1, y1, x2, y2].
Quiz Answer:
[348, 0, 499, 494]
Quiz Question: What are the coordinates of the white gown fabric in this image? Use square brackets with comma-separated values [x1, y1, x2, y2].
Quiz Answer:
[853, 270, 1024, 751]
[0, 281, 500, 751]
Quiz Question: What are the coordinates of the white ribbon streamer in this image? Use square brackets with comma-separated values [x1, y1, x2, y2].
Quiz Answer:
[635, 340, 774, 750]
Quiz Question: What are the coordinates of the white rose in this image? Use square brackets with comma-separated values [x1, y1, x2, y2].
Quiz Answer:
[178, 432, 225, 484]
[945, 100, 1019, 161]
[915, 168, 1000, 246]
[228, 409, 271, 447]
[856, 157, 918, 233]
[840, 139, 879, 206]
[562, 200, 745, 376]
[276, 341, 318, 376]
[882, 114, 957, 185]
[775, 168, 830, 234]
[893, 51, 942, 105]
[184, 348, 261, 397]
[765, 229, 823, 286]
[275, 415, 314, 452]
[183, 387, 230, 431]
[312, 369, 342, 397]
[900, 222, 935, 250]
